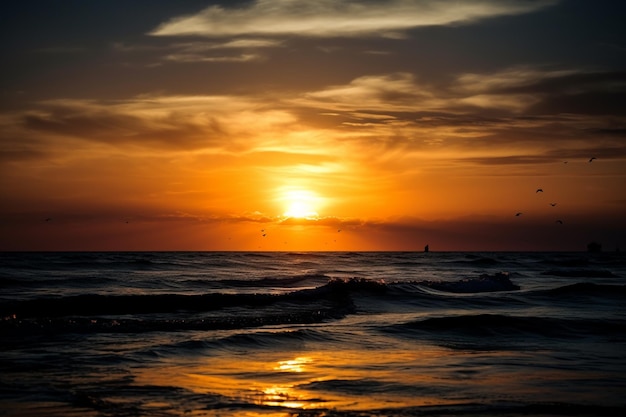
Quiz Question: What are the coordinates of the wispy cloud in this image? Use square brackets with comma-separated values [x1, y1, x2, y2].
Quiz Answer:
[163, 52, 262, 63]
[297, 66, 626, 117]
[113, 38, 282, 64]
[289, 66, 626, 163]
[3, 65, 624, 169]
[149, 0, 559, 38]
[10, 96, 297, 152]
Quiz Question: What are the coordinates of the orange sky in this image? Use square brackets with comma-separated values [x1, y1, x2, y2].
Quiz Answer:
[1, 1, 625, 251]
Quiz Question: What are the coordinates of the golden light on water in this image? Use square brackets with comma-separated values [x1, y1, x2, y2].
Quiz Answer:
[260, 385, 307, 409]
[132, 348, 470, 414]
[274, 356, 312, 373]
[131, 344, 626, 416]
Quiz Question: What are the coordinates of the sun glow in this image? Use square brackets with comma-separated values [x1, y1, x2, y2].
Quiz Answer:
[281, 189, 321, 219]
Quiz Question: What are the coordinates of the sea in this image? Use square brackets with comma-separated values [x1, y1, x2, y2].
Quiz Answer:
[1, 251, 625, 417]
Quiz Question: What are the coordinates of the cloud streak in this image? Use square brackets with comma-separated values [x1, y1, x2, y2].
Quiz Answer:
[3, 64, 624, 168]
[149, 0, 559, 38]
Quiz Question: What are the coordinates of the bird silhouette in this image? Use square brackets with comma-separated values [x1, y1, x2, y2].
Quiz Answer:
[556, 220, 563, 224]
[550, 203, 557, 207]
[589, 157, 596, 163]
[515, 212, 522, 216]
[44, 218, 52, 222]
[536, 188, 543, 193]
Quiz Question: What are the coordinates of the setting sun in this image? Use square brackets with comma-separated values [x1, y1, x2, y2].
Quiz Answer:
[280, 189, 321, 219]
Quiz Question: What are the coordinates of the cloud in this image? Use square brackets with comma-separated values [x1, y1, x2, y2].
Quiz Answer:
[296, 73, 443, 112]
[162, 39, 283, 62]
[456, 67, 626, 116]
[163, 52, 262, 63]
[284, 66, 626, 166]
[454, 67, 578, 94]
[11, 96, 298, 152]
[3, 66, 624, 170]
[297, 67, 626, 116]
[113, 38, 283, 65]
[149, 0, 558, 38]
[296, 66, 626, 122]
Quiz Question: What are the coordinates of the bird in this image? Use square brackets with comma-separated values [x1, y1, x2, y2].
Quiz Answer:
[337, 229, 341, 233]
[550, 203, 557, 207]
[589, 157, 596, 163]
[515, 212, 522, 216]
[262, 233, 266, 237]
[556, 220, 563, 224]
[563, 161, 568, 164]
[536, 188, 543, 193]
[44, 218, 52, 222]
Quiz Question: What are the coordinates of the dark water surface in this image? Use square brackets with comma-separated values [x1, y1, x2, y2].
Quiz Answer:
[1, 251, 625, 416]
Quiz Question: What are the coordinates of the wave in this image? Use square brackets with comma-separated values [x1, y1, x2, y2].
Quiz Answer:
[0, 279, 380, 335]
[450, 254, 501, 267]
[355, 403, 626, 417]
[0, 307, 352, 335]
[4, 276, 625, 336]
[212, 273, 331, 288]
[537, 282, 626, 297]
[414, 272, 520, 293]
[300, 378, 419, 396]
[0, 308, 346, 335]
[0, 278, 367, 319]
[388, 313, 626, 339]
[0, 275, 119, 289]
[214, 328, 332, 349]
[40, 390, 626, 417]
[541, 269, 618, 278]
[0, 274, 522, 319]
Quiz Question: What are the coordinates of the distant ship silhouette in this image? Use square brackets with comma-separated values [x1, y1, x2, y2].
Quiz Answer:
[424, 244, 429, 253]
[587, 241, 602, 253]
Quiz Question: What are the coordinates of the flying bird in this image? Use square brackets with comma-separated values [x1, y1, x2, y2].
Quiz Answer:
[550, 203, 557, 207]
[556, 220, 563, 224]
[515, 212, 522, 217]
[44, 218, 52, 222]
[536, 188, 543, 193]
[589, 157, 596, 163]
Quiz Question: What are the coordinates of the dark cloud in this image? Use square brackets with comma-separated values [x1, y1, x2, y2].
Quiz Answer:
[22, 110, 223, 150]
[0, 148, 50, 164]
[363, 214, 626, 251]
[458, 155, 555, 166]
[528, 91, 626, 116]
[279, 216, 365, 228]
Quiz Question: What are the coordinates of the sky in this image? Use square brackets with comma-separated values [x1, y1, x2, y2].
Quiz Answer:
[1, 0, 625, 251]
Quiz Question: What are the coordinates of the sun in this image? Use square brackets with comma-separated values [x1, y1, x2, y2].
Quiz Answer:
[285, 200, 318, 219]
[281, 189, 320, 219]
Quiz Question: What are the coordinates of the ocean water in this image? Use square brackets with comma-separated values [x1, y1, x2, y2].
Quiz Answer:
[1, 251, 625, 417]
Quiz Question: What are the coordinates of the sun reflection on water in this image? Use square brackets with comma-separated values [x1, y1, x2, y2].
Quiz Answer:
[133, 347, 474, 415]
[274, 356, 312, 373]
[258, 385, 307, 409]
